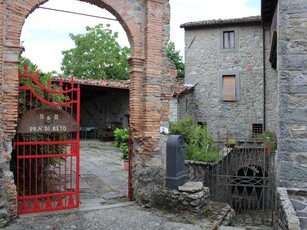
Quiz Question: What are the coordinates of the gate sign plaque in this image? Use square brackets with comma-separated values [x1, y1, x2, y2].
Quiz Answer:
[17, 106, 78, 133]
[165, 135, 186, 189]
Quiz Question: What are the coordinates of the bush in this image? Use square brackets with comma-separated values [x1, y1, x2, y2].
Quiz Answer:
[169, 116, 218, 162]
[262, 130, 277, 155]
[113, 128, 129, 160]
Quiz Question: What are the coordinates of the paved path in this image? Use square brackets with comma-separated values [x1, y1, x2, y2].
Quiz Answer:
[5, 203, 207, 230]
[3, 140, 216, 229]
[4, 140, 274, 229]
[78, 140, 128, 210]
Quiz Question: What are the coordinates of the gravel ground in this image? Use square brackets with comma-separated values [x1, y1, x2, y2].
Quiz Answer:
[4, 141, 222, 230]
[4, 202, 207, 230]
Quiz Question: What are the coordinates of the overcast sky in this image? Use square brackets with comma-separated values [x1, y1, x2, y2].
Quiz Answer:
[21, 0, 260, 73]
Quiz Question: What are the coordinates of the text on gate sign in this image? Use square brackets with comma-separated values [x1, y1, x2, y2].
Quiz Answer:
[17, 106, 78, 134]
[29, 125, 67, 132]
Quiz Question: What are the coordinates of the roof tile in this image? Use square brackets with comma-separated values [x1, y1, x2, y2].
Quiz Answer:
[51, 76, 130, 90]
[51, 76, 194, 96]
[180, 16, 261, 28]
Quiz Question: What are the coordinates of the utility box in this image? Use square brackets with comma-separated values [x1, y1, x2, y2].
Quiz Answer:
[165, 135, 186, 189]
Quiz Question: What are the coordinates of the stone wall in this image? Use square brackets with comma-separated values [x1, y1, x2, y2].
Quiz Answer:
[0, 138, 17, 226]
[133, 134, 168, 207]
[177, 92, 196, 121]
[185, 160, 214, 187]
[275, 188, 301, 229]
[264, 29, 278, 132]
[169, 92, 196, 122]
[161, 58, 177, 126]
[134, 134, 213, 213]
[276, 0, 307, 187]
[184, 22, 276, 136]
[169, 98, 178, 122]
[0, 1, 3, 221]
[80, 89, 129, 129]
[158, 182, 210, 215]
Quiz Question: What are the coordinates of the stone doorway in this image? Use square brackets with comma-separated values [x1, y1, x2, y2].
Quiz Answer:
[1, 0, 171, 222]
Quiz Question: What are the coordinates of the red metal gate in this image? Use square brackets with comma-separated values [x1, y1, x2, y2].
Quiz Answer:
[14, 66, 80, 214]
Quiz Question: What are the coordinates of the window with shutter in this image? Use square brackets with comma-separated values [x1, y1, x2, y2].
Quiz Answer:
[223, 75, 236, 101]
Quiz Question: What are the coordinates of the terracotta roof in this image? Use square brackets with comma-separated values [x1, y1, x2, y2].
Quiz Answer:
[180, 16, 261, 29]
[51, 76, 130, 90]
[173, 78, 194, 97]
[51, 76, 193, 96]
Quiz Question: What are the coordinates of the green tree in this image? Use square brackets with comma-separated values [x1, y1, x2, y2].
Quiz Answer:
[167, 41, 185, 79]
[18, 56, 65, 114]
[61, 24, 130, 80]
[13, 56, 67, 195]
[19, 56, 39, 73]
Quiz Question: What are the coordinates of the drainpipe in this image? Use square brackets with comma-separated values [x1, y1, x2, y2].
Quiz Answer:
[262, 25, 266, 132]
[127, 114, 132, 201]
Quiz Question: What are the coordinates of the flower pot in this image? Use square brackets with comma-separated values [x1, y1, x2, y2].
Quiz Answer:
[224, 138, 236, 149]
[225, 143, 235, 149]
[123, 159, 129, 171]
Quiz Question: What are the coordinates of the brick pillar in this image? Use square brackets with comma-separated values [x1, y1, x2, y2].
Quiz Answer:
[1, 44, 20, 220]
[128, 57, 145, 141]
[0, 0, 4, 164]
[1, 1, 25, 220]
[142, 0, 165, 155]
[3, 46, 20, 138]
[130, 0, 170, 204]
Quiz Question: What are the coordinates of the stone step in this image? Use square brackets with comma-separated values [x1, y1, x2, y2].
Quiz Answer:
[219, 226, 272, 230]
[219, 226, 245, 230]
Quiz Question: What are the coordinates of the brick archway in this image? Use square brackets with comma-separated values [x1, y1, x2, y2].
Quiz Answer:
[0, 0, 172, 220]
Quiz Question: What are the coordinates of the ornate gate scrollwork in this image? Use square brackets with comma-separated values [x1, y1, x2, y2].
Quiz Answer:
[14, 65, 80, 214]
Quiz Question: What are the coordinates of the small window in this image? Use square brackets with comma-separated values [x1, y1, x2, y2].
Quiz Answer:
[223, 31, 235, 49]
[223, 75, 236, 101]
[252, 124, 263, 136]
[197, 122, 207, 128]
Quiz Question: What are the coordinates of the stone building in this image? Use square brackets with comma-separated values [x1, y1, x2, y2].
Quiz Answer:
[169, 78, 195, 122]
[52, 77, 130, 138]
[180, 16, 278, 137]
[262, 0, 307, 188]
[179, 0, 307, 189]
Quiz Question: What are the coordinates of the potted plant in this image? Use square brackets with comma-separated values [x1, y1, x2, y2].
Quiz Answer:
[114, 128, 129, 170]
[262, 130, 277, 156]
[120, 142, 129, 170]
[224, 138, 236, 148]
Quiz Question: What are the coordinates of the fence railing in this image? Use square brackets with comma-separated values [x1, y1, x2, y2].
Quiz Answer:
[209, 130, 276, 226]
